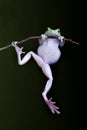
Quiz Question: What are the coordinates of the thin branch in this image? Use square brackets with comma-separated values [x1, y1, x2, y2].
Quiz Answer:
[64, 38, 79, 45]
[0, 35, 79, 51]
[0, 44, 12, 51]
[0, 36, 41, 51]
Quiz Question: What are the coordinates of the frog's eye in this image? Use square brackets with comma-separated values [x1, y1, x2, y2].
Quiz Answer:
[56, 29, 60, 33]
[47, 27, 51, 31]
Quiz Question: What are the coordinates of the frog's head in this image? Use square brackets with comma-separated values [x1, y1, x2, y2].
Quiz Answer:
[45, 27, 61, 37]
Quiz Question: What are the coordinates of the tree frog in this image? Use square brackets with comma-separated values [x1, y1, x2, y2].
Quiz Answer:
[12, 27, 65, 114]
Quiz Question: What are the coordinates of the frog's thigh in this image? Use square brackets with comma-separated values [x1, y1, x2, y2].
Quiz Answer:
[30, 51, 45, 68]
[31, 51, 53, 80]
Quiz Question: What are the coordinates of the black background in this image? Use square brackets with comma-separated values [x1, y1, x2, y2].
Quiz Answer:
[0, 0, 84, 130]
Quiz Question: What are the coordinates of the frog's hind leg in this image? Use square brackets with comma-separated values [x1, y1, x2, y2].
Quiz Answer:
[41, 63, 60, 114]
[19, 51, 60, 114]
[12, 43, 60, 114]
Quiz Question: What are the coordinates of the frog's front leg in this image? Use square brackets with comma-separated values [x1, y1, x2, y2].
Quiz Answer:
[12, 42, 60, 114]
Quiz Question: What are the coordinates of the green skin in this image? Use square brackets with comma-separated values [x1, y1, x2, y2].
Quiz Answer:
[40, 27, 64, 46]
[41, 27, 62, 39]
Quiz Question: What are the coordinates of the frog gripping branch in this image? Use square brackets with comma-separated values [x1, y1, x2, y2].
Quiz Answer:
[0, 28, 79, 114]
[0, 27, 79, 51]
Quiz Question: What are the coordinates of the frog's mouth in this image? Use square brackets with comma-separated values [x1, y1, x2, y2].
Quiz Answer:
[47, 35, 60, 40]
[47, 35, 64, 43]
[48, 35, 58, 38]
[46, 33, 59, 38]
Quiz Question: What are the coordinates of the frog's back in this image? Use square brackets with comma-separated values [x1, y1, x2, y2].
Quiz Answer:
[37, 38, 61, 64]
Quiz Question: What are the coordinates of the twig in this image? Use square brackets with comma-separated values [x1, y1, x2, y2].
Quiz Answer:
[64, 38, 79, 45]
[0, 35, 79, 51]
[0, 36, 40, 51]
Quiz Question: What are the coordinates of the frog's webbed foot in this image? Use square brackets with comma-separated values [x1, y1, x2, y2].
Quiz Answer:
[58, 36, 64, 43]
[41, 34, 47, 40]
[58, 36, 65, 47]
[45, 97, 60, 114]
[11, 41, 25, 55]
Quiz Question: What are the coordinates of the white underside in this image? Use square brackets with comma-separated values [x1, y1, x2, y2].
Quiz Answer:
[37, 39, 61, 64]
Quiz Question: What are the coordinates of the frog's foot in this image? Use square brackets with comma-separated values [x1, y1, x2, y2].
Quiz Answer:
[41, 34, 47, 40]
[11, 41, 18, 47]
[11, 41, 25, 55]
[58, 36, 64, 43]
[45, 97, 60, 114]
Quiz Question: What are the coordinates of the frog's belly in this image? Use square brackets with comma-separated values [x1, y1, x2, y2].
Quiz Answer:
[37, 46, 61, 64]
